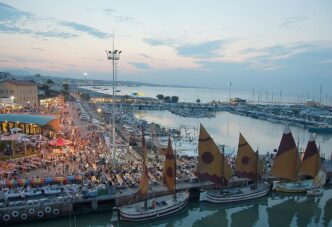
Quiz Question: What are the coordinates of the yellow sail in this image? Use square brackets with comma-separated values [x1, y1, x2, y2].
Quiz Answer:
[197, 124, 232, 185]
[271, 126, 299, 181]
[235, 133, 263, 179]
[163, 136, 176, 192]
[300, 134, 321, 178]
[137, 129, 149, 197]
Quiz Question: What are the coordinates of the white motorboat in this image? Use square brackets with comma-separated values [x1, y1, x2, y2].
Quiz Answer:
[4, 191, 21, 199]
[24, 189, 43, 197]
[43, 187, 61, 195]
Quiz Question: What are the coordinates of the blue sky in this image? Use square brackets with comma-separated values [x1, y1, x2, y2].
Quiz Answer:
[0, 0, 331, 97]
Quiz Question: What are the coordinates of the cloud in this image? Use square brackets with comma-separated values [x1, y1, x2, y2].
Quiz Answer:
[0, 2, 31, 21]
[142, 37, 173, 46]
[176, 40, 224, 58]
[103, 8, 116, 15]
[139, 53, 152, 59]
[32, 47, 45, 51]
[61, 21, 109, 38]
[131, 62, 149, 69]
[279, 16, 308, 30]
[321, 59, 332, 64]
[114, 16, 135, 23]
[86, 8, 116, 15]
[0, 2, 108, 39]
[0, 55, 52, 64]
[238, 42, 323, 70]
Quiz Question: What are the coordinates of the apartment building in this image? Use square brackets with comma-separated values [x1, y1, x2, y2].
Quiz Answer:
[0, 80, 39, 108]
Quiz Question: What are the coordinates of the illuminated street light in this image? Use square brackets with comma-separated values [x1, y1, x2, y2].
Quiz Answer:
[105, 33, 122, 167]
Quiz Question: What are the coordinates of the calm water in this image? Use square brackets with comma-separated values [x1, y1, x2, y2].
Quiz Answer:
[16, 190, 332, 227]
[89, 85, 332, 105]
[135, 110, 332, 158]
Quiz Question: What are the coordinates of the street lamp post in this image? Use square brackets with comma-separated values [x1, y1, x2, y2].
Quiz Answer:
[105, 39, 122, 167]
[97, 108, 102, 128]
[83, 73, 88, 89]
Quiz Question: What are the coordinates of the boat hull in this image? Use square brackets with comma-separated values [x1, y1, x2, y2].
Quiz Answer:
[200, 182, 270, 204]
[119, 191, 189, 222]
[307, 188, 324, 196]
[275, 180, 313, 193]
[308, 127, 332, 134]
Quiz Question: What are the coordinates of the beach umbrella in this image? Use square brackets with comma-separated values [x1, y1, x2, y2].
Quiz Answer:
[74, 175, 82, 182]
[67, 176, 74, 182]
[11, 179, 17, 187]
[45, 177, 53, 184]
[49, 137, 71, 147]
[5, 179, 12, 187]
[17, 178, 25, 187]
[10, 127, 22, 134]
[30, 178, 41, 186]
[54, 176, 64, 184]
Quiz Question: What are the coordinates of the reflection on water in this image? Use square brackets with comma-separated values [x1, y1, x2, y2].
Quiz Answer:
[136, 110, 332, 157]
[15, 189, 332, 227]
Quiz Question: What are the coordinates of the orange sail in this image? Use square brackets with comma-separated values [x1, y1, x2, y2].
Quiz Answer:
[300, 134, 321, 178]
[197, 124, 232, 185]
[163, 136, 176, 192]
[235, 133, 263, 179]
[271, 126, 299, 181]
[137, 129, 149, 197]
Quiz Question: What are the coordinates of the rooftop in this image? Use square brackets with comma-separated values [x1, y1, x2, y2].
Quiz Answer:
[0, 114, 59, 128]
[0, 80, 37, 86]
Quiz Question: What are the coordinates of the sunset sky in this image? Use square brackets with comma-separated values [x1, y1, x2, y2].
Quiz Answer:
[0, 0, 331, 96]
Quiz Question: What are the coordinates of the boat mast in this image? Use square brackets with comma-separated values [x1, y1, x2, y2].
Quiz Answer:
[296, 139, 299, 182]
[221, 144, 225, 186]
[143, 127, 148, 209]
[174, 135, 177, 201]
[256, 147, 259, 184]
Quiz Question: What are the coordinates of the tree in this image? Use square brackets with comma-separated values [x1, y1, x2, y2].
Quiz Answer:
[123, 95, 130, 103]
[156, 94, 164, 100]
[164, 96, 171, 102]
[39, 84, 50, 93]
[171, 96, 179, 103]
[196, 98, 201, 103]
[47, 79, 54, 84]
[80, 93, 91, 101]
[63, 83, 69, 91]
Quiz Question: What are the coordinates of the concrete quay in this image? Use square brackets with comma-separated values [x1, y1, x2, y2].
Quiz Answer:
[0, 178, 253, 225]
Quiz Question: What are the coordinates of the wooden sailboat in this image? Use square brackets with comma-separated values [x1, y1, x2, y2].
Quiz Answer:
[302, 134, 326, 196]
[272, 126, 316, 193]
[118, 131, 189, 221]
[199, 124, 269, 203]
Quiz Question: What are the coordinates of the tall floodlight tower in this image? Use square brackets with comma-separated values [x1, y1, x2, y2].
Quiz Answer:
[105, 34, 122, 167]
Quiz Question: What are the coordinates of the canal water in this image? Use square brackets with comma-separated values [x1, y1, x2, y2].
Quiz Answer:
[135, 110, 332, 158]
[16, 189, 332, 227]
